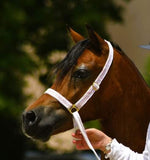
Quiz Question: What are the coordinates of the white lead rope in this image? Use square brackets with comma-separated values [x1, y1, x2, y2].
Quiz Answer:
[44, 40, 114, 160]
[72, 111, 100, 160]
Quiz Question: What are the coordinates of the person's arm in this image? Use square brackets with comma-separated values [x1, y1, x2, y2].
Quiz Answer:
[72, 128, 144, 160]
[106, 139, 143, 160]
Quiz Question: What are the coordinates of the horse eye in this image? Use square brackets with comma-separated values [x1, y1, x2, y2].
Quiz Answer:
[72, 69, 90, 79]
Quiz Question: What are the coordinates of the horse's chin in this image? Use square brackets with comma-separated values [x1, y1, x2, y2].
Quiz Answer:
[24, 123, 73, 142]
[33, 133, 52, 142]
[22, 114, 73, 142]
[22, 122, 53, 142]
[25, 131, 51, 142]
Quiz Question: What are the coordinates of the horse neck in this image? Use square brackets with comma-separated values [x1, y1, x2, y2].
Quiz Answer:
[99, 52, 150, 151]
[110, 51, 150, 109]
[115, 53, 150, 104]
[97, 54, 150, 151]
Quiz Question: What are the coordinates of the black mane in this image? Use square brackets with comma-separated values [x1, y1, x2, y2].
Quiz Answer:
[55, 39, 90, 81]
[111, 41, 125, 55]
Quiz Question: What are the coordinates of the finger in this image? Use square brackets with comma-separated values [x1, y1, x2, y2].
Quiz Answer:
[75, 129, 81, 135]
[72, 130, 82, 139]
[72, 139, 82, 143]
[72, 133, 82, 137]
[72, 139, 76, 144]
[72, 133, 80, 138]
[72, 133, 76, 137]
[76, 141, 89, 150]
[73, 140, 86, 150]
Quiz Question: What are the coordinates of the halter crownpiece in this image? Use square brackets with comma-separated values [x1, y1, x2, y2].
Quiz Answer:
[44, 40, 114, 160]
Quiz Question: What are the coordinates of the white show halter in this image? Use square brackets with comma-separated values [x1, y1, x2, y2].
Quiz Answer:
[45, 40, 114, 160]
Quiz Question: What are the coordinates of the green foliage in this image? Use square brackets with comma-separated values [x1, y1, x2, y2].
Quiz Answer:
[84, 119, 101, 129]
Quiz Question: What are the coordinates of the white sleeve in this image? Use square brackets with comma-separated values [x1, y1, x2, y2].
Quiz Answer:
[143, 123, 150, 160]
[105, 139, 143, 160]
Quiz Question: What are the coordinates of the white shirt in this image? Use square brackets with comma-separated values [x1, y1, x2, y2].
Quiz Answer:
[106, 123, 150, 160]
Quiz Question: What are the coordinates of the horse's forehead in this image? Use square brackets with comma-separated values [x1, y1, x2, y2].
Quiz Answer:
[77, 49, 97, 64]
[76, 49, 107, 70]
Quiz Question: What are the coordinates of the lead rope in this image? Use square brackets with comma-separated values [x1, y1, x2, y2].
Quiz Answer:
[44, 40, 114, 160]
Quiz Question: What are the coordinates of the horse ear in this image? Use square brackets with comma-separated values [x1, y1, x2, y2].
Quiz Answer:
[67, 26, 85, 43]
[86, 25, 106, 53]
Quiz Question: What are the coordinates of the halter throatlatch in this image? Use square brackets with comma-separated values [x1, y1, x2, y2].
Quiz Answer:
[45, 40, 114, 160]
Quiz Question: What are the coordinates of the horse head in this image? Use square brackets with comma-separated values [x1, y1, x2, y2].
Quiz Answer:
[22, 26, 119, 141]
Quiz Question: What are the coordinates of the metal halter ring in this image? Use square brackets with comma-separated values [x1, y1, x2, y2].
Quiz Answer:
[69, 104, 79, 114]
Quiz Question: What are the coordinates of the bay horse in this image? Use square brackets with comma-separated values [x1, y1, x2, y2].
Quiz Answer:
[22, 26, 150, 154]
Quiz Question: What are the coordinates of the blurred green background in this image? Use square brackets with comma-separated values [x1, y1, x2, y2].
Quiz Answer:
[1, 0, 150, 159]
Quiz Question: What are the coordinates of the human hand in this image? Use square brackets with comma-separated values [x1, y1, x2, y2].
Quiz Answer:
[72, 128, 112, 153]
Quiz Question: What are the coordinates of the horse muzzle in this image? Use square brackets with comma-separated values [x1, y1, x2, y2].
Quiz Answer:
[22, 106, 70, 141]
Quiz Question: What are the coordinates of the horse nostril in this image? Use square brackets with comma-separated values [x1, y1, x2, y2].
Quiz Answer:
[23, 111, 37, 126]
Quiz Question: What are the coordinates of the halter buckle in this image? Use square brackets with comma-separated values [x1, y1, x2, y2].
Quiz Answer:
[92, 82, 99, 91]
[69, 104, 79, 114]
